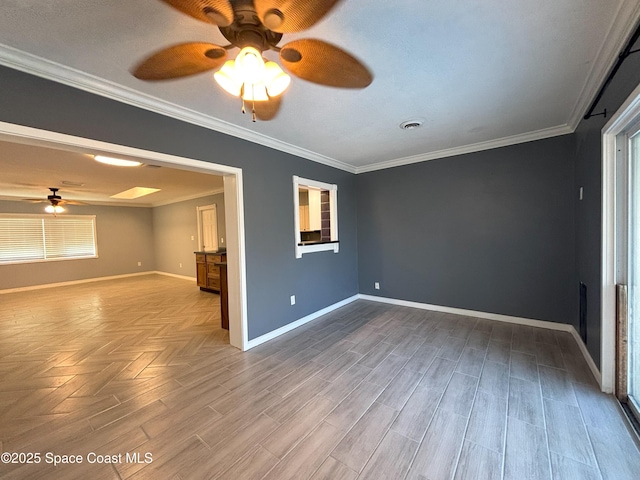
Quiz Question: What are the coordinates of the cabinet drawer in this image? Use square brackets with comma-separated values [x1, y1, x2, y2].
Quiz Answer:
[207, 264, 220, 276]
[208, 277, 220, 290]
[196, 254, 205, 263]
[206, 254, 223, 264]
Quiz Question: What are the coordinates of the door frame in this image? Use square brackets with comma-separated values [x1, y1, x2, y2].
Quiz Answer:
[603, 82, 640, 393]
[0, 121, 249, 350]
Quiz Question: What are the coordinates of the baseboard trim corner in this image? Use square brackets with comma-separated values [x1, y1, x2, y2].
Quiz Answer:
[245, 295, 359, 350]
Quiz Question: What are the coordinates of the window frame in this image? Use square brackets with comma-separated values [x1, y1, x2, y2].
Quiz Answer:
[293, 175, 339, 258]
[0, 213, 98, 265]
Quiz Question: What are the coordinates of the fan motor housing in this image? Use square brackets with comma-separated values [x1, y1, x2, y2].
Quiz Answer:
[219, 2, 282, 52]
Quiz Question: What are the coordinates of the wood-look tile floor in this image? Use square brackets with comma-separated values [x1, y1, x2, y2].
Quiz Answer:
[1, 275, 639, 479]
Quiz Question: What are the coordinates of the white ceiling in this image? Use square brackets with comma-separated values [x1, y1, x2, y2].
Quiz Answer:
[0, 140, 224, 207]
[0, 0, 638, 173]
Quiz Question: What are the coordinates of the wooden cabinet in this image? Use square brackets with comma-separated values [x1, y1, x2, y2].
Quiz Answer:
[196, 254, 207, 288]
[218, 262, 228, 330]
[195, 251, 229, 330]
[195, 252, 226, 293]
[298, 188, 322, 231]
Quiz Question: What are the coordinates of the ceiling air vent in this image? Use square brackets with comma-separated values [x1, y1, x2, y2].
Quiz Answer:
[399, 120, 423, 130]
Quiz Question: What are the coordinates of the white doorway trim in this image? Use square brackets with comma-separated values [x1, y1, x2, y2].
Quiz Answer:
[602, 82, 640, 393]
[0, 121, 249, 351]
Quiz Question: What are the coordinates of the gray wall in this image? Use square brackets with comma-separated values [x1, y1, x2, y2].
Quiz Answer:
[153, 193, 226, 277]
[357, 135, 576, 325]
[574, 43, 640, 367]
[5, 42, 635, 348]
[0, 66, 359, 340]
[0, 199, 155, 289]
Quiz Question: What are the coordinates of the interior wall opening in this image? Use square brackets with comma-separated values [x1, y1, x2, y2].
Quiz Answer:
[0, 121, 247, 350]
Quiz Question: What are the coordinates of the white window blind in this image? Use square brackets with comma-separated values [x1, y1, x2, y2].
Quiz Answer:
[0, 215, 97, 264]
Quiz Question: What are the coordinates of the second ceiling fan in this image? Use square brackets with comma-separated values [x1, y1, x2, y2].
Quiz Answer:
[132, 0, 373, 121]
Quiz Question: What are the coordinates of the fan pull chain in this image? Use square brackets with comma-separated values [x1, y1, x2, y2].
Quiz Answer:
[239, 85, 257, 121]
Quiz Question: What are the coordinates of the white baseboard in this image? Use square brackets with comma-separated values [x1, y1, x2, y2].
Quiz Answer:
[0, 271, 198, 294]
[358, 294, 574, 331]
[245, 295, 360, 350]
[359, 294, 602, 388]
[154, 271, 196, 282]
[0, 271, 157, 294]
[569, 326, 603, 389]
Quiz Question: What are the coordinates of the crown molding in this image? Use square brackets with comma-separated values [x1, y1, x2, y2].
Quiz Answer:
[355, 124, 574, 174]
[0, 44, 357, 174]
[151, 188, 225, 207]
[566, 0, 640, 130]
[1, 0, 638, 178]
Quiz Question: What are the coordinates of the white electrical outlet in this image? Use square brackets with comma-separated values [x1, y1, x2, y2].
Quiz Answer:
[179, 263, 182, 268]
[191, 235, 194, 241]
[137, 261, 142, 267]
[375, 282, 380, 290]
[290, 295, 296, 305]
[221, 237, 224, 244]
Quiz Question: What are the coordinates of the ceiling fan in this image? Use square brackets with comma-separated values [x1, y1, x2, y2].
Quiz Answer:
[24, 188, 87, 213]
[132, 0, 373, 121]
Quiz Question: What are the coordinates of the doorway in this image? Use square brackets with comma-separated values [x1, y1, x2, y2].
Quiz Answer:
[0, 120, 248, 350]
[197, 204, 219, 252]
[618, 122, 640, 419]
[602, 82, 640, 437]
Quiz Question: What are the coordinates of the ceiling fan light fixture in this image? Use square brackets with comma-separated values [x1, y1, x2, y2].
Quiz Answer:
[235, 46, 266, 84]
[242, 82, 269, 102]
[94, 155, 142, 167]
[133, 0, 374, 121]
[264, 61, 290, 97]
[215, 53, 290, 102]
[45, 205, 65, 214]
[214, 60, 243, 96]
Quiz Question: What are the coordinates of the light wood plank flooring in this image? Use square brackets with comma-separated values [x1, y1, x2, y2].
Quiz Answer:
[1, 274, 639, 479]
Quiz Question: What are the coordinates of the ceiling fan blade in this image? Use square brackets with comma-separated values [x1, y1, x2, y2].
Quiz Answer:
[132, 43, 227, 81]
[255, 0, 341, 33]
[23, 199, 47, 203]
[279, 39, 372, 88]
[253, 96, 283, 121]
[59, 200, 88, 206]
[160, 0, 234, 26]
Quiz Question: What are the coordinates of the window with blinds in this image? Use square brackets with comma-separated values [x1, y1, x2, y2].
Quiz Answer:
[0, 215, 97, 264]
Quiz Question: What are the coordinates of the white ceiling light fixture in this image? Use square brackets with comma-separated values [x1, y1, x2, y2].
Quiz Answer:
[45, 204, 65, 214]
[214, 46, 291, 119]
[94, 155, 143, 167]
